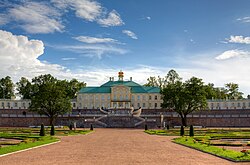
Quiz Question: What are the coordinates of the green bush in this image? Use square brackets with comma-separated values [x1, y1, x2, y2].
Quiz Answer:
[180, 126, 184, 136]
[39, 124, 45, 136]
[189, 125, 194, 137]
[50, 124, 55, 136]
[69, 124, 73, 130]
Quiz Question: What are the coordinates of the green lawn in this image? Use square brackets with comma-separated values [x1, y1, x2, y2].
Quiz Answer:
[145, 128, 250, 162]
[0, 127, 92, 155]
[174, 137, 250, 161]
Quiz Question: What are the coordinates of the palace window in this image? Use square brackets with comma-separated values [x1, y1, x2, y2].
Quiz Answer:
[137, 95, 140, 101]
[107, 95, 110, 100]
[101, 95, 105, 101]
[143, 95, 146, 100]
[149, 103, 151, 107]
[7, 102, 10, 107]
[248, 102, 250, 107]
[120, 95, 123, 100]
[149, 95, 151, 100]
[73, 103, 76, 107]
[1, 102, 4, 107]
[23, 102, 25, 107]
[14, 102, 17, 107]
[125, 95, 128, 100]
[155, 95, 157, 100]
[143, 103, 145, 107]
[243, 102, 246, 108]
[155, 103, 157, 108]
[237, 102, 241, 107]
[137, 103, 140, 108]
[132, 95, 134, 100]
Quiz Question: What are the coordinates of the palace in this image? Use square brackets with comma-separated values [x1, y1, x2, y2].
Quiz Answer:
[0, 71, 250, 128]
[75, 71, 163, 110]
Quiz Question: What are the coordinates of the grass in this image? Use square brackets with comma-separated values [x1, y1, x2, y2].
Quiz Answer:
[174, 137, 250, 161]
[146, 128, 250, 162]
[0, 127, 93, 155]
[0, 136, 59, 155]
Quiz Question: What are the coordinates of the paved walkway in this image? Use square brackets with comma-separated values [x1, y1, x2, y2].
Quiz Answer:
[0, 129, 248, 165]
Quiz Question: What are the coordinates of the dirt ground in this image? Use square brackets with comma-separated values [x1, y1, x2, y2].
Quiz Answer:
[0, 129, 249, 165]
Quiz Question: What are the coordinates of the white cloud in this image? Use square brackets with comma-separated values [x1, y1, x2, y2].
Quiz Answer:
[0, 30, 69, 81]
[52, 0, 124, 27]
[8, 2, 64, 33]
[215, 49, 250, 60]
[237, 17, 250, 23]
[73, 36, 118, 44]
[146, 16, 151, 20]
[98, 10, 124, 27]
[52, 0, 102, 21]
[54, 44, 127, 59]
[122, 30, 138, 39]
[228, 35, 250, 44]
[0, 14, 9, 25]
[61, 58, 76, 61]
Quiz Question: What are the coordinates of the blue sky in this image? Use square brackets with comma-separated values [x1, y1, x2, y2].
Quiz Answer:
[1, 0, 250, 96]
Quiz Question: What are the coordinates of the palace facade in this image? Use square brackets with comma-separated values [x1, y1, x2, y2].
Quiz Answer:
[76, 71, 163, 109]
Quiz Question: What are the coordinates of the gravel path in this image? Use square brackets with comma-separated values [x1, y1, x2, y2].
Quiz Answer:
[0, 129, 248, 165]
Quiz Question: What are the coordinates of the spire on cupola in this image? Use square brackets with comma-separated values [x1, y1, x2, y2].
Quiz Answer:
[118, 70, 124, 81]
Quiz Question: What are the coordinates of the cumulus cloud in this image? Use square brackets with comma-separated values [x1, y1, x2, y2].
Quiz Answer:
[73, 36, 118, 44]
[7, 2, 64, 33]
[98, 10, 124, 27]
[228, 35, 250, 44]
[122, 30, 138, 39]
[215, 49, 250, 60]
[0, 30, 77, 82]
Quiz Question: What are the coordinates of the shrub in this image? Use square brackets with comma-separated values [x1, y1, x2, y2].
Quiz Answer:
[180, 126, 184, 136]
[90, 124, 93, 131]
[50, 124, 55, 136]
[145, 124, 148, 131]
[39, 124, 45, 136]
[189, 125, 194, 137]
[69, 124, 73, 130]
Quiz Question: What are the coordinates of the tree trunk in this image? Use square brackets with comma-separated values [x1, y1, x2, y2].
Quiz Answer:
[49, 117, 54, 126]
[181, 114, 187, 126]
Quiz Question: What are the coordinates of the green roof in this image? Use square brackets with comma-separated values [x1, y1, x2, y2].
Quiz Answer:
[79, 80, 160, 94]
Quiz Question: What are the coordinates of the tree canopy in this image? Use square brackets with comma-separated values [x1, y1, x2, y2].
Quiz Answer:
[161, 70, 207, 126]
[0, 76, 14, 99]
[29, 74, 72, 125]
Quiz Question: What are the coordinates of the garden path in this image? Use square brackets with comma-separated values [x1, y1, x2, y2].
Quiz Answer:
[0, 128, 248, 165]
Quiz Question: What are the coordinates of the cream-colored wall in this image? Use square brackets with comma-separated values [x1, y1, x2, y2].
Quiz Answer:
[207, 99, 250, 110]
[0, 99, 31, 109]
